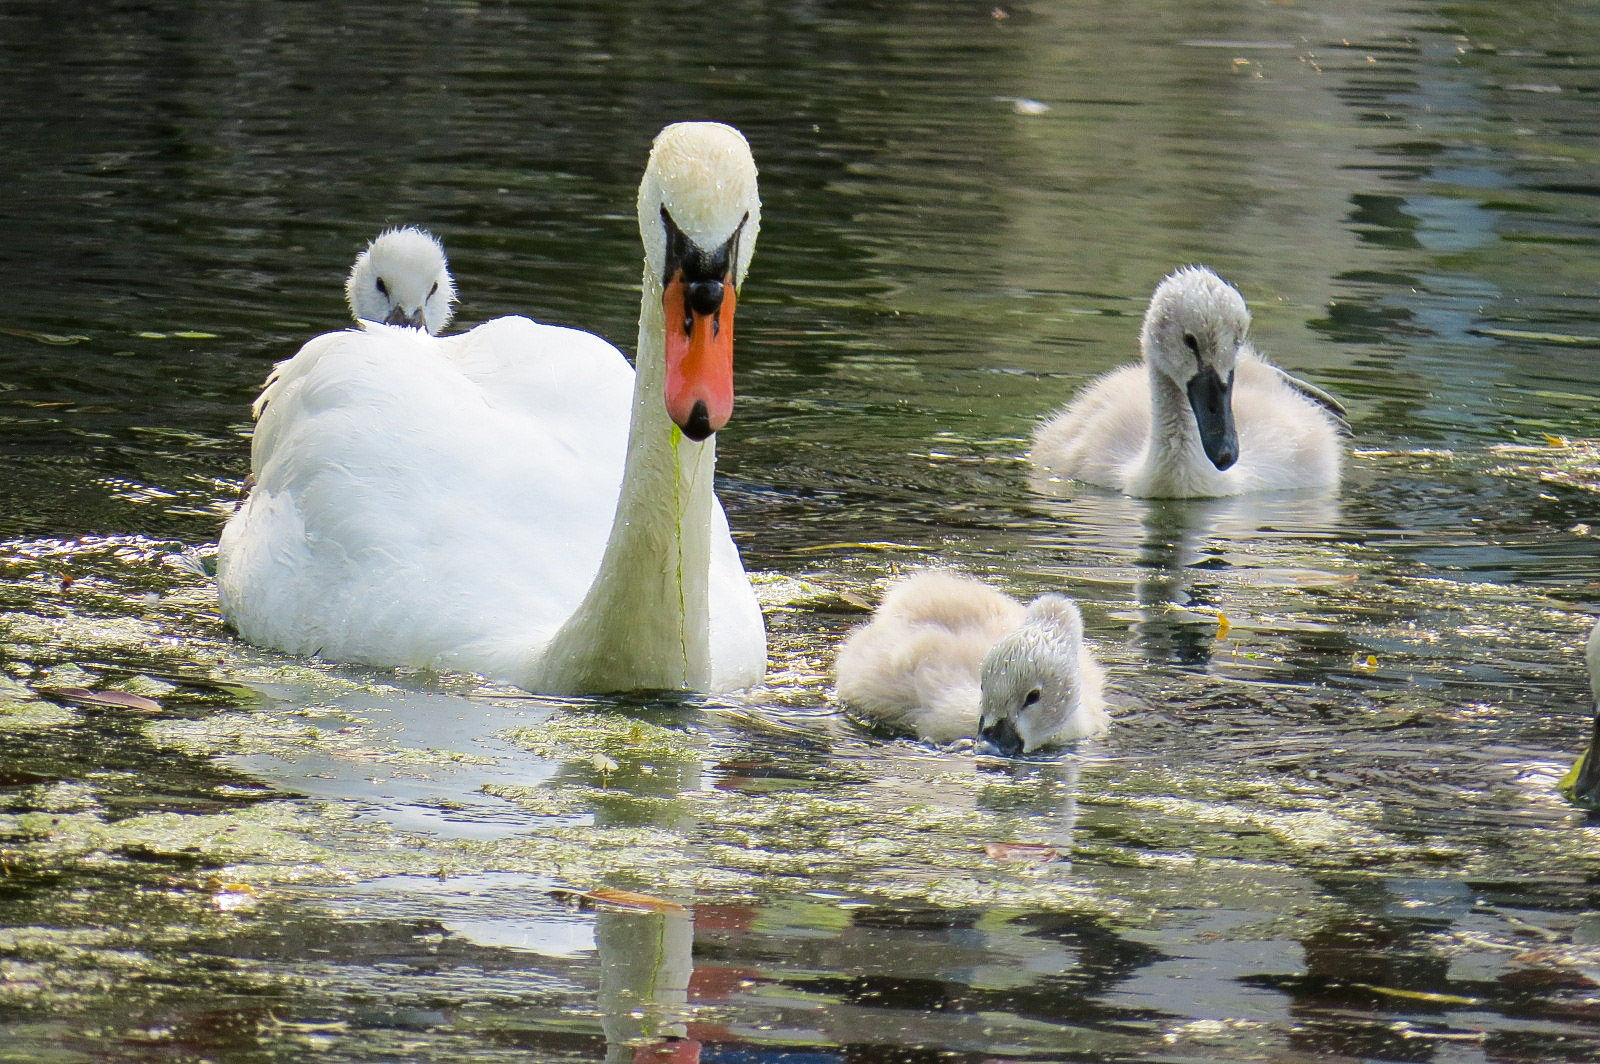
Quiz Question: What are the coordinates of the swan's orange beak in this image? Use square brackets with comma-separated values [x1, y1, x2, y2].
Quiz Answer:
[663, 272, 736, 442]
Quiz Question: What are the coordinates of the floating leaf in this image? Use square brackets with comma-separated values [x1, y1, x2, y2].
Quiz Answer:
[39, 687, 163, 713]
[1216, 612, 1232, 640]
[1468, 327, 1600, 346]
[551, 886, 687, 913]
[1349, 981, 1482, 1006]
[0, 327, 91, 346]
[1353, 653, 1379, 672]
[984, 842, 1060, 863]
[792, 541, 929, 553]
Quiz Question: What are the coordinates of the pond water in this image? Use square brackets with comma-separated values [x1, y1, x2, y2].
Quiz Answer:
[2, 0, 1599, 1060]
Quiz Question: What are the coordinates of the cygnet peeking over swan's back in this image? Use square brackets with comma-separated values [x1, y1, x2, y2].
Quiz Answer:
[1031, 266, 1344, 498]
[345, 227, 457, 334]
[834, 570, 1109, 754]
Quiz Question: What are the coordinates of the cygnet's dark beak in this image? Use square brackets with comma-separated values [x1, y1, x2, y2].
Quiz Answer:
[385, 305, 426, 329]
[976, 716, 1025, 758]
[1186, 366, 1239, 470]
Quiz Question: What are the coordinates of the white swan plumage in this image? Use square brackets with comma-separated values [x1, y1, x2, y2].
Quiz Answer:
[218, 122, 766, 695]
[834, 570, 1109, 754]
[1032, 266, 1344, 498]
[345, 226, 456, 333]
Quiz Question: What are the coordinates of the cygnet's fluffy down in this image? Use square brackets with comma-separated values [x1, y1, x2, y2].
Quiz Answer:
[344, 226, 457, 334]
[835, 570, 1109, 753]
[1032, 266, 1344, 498]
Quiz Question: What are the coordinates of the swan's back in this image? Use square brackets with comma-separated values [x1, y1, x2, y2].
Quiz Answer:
[218, 317, 635, 678]
[835, 571, 1025, 742]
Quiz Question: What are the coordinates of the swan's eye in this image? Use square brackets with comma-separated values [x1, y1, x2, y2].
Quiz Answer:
[1182, 332, 1200, 355]
[428, 282, 438, 298]
[1022, 688, 1042, 708]
[375, 277, 390, 298]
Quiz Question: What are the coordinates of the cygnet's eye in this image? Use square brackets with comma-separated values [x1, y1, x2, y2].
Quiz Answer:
[428, 282, 439, 298]
[1182, 332, 1200, 355]
[1022, 688, 1042, 708]
[375, 277, 390, 298]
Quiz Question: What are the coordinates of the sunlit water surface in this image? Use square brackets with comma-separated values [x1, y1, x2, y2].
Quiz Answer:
[2, 1, 1599, 1061]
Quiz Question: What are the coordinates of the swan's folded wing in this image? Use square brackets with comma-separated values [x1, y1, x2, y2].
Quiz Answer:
[220, 319, 636, 678]
[1261, 361, 1350, 431]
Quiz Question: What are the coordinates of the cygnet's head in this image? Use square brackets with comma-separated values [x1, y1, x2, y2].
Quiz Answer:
[637, 121, 761, 443]
[977, 594, 1101, 757]
[345, 227, 456, 334]
[1140, 266, 1251, 471]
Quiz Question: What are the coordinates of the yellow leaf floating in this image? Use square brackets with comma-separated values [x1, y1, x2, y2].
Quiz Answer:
[1353, 653, 1379, 672]
[1349, 982, 1482, 1007]
[1545, 434, 1569, 447]
[1215, 612, 1231, 640]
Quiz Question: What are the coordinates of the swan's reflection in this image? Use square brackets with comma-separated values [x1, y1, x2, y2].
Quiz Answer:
[1030, 474, 1343, 670]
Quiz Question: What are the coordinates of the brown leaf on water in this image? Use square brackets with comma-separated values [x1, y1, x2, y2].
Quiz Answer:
[984, 842, 1060, 864]
[39, 687, 163, 713]
[550, 886, 687, 913]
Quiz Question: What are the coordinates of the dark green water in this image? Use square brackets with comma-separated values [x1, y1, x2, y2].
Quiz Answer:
[2, 1, 1599, 1061]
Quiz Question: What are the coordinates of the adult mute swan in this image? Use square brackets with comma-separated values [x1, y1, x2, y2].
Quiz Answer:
[1031, 266, 1345, 498]
[1559, 617, 1600, 809]
[834, 570, 1108, 754]
[345, 226, 457, 333]
[218, 122, 766, 695]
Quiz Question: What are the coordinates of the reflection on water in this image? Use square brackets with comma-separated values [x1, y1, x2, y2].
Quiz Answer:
[2, 0, 1600, 1060]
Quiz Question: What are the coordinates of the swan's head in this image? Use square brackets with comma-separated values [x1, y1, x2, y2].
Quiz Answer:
[1141, 266, 1250, 471]
[345, 227, 456, 334]
[1562, 617, 1600, 809]
[977, 595, 1097, 757]
[637, 121, 761, 442]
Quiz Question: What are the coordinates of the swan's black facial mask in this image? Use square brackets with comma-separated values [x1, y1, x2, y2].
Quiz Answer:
[1186, 366, 1239, 470]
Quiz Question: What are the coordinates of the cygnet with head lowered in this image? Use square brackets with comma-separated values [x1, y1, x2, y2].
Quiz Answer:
[834, 570, 1109, 754]
[1032, 266, 1345, 498]
[976, 592, 1108, 757]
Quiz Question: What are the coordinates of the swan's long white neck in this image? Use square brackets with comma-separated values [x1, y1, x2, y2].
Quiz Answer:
[531, 270, 717, 694]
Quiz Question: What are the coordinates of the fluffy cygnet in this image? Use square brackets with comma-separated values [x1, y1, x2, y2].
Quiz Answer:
[835, 570, 1109, 754]
[1032, 266, 1344, 498]
[344, 226, 456, 333]
[976, 592, 1109, 757]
